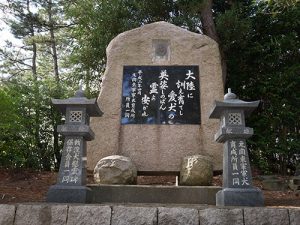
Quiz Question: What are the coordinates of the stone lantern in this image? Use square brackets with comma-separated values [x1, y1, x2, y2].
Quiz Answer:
[47, 87, 103, 203]
[209, 88, 264, 206]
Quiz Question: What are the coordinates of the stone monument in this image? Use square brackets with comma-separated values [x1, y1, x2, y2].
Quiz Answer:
[209, 88, 264, 206]
[88, 21, 224, 173]
[47, 87, 103, 203]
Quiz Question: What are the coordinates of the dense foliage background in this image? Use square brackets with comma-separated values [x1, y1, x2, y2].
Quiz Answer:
[0, 0, 299, 175]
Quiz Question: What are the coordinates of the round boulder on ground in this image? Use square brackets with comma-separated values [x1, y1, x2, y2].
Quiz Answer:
[180, 155, 213, 186]
[94, 155, 137, 184]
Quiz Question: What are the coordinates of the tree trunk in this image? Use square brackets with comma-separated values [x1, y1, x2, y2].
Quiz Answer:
[200, 0, 227, 84]
[27, 0, 46, 169]
[47, 0, 60, 85]
[47, 0, 62, 170]
[200, 0, 219, 42]
[52, 106, 61, 170]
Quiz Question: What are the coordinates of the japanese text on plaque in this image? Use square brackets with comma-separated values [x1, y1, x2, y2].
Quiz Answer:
[121, 66, 200, 124]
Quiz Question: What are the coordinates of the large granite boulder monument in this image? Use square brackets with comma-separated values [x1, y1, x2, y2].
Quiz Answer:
[88, 21, 224, 173]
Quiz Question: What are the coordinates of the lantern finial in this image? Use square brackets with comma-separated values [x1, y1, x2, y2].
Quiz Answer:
[224, 88, 237, 100]
[75, 80, 85, 97]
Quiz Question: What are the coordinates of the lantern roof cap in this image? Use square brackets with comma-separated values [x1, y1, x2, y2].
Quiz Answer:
[51, 86, 103, 117]
[209, 88, 260, 119]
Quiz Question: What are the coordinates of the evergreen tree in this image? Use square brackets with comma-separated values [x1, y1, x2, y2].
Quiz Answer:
[0, 0, 72, 170]
[216, 1, 300, 174]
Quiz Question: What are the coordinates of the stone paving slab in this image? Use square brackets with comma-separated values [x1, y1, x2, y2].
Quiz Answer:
[67, 205, 111, 225]
[289, 208, 300, 225]
[244, 208, 289, 225]
[158, 207, 199, 225]
[14, 204, 68, 225]
[199, 208, 243, 225]
[111, 206, 157, 225]
[0, 204, 15, 225]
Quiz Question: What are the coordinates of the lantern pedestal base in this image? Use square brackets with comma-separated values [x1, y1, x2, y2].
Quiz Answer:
[216, 187, 264, 206]
[46, 185, 92, 203]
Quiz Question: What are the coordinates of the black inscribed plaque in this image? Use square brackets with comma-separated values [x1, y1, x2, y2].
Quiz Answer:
[121, 66, 200, 125]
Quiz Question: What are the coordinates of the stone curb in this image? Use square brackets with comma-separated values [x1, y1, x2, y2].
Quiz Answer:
[0, 204, 299, 225]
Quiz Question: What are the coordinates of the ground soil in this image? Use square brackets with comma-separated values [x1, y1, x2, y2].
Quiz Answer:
[0, 169, 299, 207]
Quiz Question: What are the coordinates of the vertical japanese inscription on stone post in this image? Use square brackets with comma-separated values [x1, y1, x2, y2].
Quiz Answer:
[59, 136, 84, 185]
[228, 139, 251, 188]
[121, 66, 200, 124]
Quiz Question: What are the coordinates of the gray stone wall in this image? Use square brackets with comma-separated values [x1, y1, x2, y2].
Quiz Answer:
[1, 204, 299, 225]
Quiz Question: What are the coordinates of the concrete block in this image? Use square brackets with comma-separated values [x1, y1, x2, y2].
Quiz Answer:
[0, 204, 15, 225]
[67, 205, 111, 225]
[14, 204, 68, 225]
[158, 207, 198, 225]
[47, 185, 92, 203]
[111, 206, 157, 225]
[289, 208, 300, 225]
[244, 208, 289, 225]
[288, 177, 300, 191]
[262, 179, 287, 191]
[199, 208, 243, 225]
[216, 188, 264, 206]
[89, 184, 220, 205]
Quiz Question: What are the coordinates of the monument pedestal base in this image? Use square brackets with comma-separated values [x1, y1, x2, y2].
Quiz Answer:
[46, 185, 91, 203]
[216, 187, 264, 206]
[89, 184, 221, 205]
